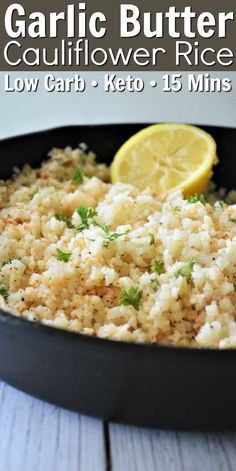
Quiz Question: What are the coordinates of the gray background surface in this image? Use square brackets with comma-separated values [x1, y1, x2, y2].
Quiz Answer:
[0, 71, 235, 139]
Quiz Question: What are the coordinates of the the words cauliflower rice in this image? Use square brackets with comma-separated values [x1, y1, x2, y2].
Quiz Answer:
[1, 145, 236, 348]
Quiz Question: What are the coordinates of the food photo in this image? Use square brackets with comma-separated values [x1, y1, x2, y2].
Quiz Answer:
[0, 122, 235, 433]
[1, 123, 236, 349]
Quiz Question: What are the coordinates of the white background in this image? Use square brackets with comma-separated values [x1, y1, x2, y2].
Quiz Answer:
[0, 71, 235, 139]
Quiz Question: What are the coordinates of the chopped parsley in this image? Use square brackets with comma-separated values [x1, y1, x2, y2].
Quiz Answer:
[0, 286, 8, 300]
[229, 219, 236, 223]
[119, 287, 143, 311]
[72, 169, 84, 185]
[186, 194, 206, 205]
[150, 278, 160, 289]
[2, 258, 20, 267]
[215, 200, 225, 209]
[29, 189, 39, 200]
[56, 248, 72, 263]
[2, 258, 14, 267]
[174, 259, 196, 284]
[99, 226, 129, 248]
[154, 259, 165, 275]
[55, 214, 73, 228]
[173, 206, 181, 212]
[149, 233, 155, 245]
[76, 206, 98, 231]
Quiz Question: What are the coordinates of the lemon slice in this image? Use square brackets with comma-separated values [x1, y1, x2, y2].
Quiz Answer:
[111, 123, 218, 195]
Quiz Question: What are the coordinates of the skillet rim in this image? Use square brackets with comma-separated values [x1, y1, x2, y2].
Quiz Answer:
[1, 123, 236, 356]
[1, 122, 236, 145]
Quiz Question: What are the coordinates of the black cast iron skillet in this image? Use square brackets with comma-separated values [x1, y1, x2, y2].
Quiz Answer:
[0, 124, 236, 431]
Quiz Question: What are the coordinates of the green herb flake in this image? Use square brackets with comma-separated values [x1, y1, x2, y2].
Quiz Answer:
[119, 287, 143, 311]
[186, 194, 206, 206]
[100, 226, 129, 248]
[0, 286, 8, 300]
[215, 200, 225, 209]
[154, 259, 165, 275]
[229, 219, 236, 223]
[29, 189, 38, 200]
[2, 259, 14, 267]
[173, 206, 181, 212]
[150, 278, 160, 290]
[72, 169, 84, 186]
[149, 233, 155, 245]
[1, 258, 19, 267]
[174, 259, 196, 284]
[56, 248, 72, 263]
[55, 214, 73, 228]
[234, 283, 236, 292]
[76, 206, 98, 231]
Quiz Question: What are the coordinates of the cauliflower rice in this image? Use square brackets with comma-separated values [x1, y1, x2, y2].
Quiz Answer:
[1, 145, 236, 348]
